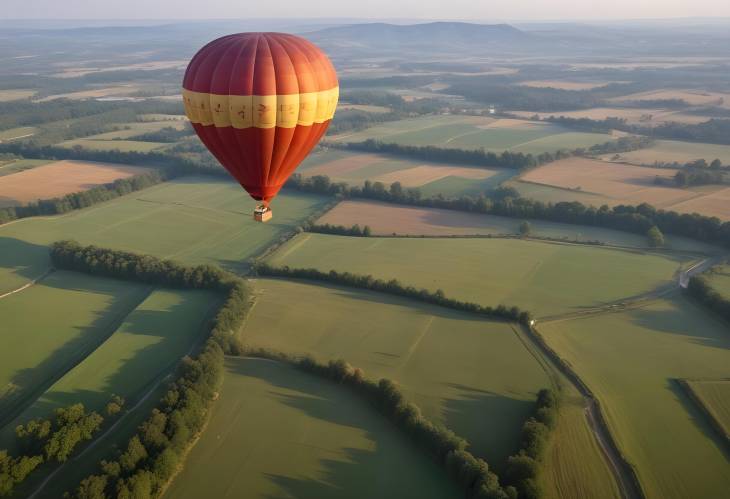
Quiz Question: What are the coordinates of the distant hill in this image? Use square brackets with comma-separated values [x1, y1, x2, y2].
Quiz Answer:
[307, 22, 532, 54]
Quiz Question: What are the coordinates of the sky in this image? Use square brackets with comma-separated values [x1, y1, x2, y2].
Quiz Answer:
[3, 0, 729, 21]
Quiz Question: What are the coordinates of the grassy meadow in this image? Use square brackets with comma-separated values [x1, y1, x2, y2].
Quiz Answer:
[266, 234, 689, 317]
[0, 177, 329, 279]
[241, 278, 552, 466]
[1, 287, 216, 448]
[164, 357, 462, 499]
[538, 296, 730, 499]
[328, 115, 614, 153]
[0, 271, 150, 429]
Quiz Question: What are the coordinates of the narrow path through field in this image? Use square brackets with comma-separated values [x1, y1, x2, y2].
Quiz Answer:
[0, 268, 54, 300]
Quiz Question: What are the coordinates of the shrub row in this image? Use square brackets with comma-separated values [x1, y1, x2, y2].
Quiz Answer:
[0, 171, 171, 225]
[685, 274, 730, 323]
[285, 173, 730, 248]
[305, 222, 372, 237]
[253, 263, 532, 325]
[504, 389, 560, 499]
[48, 242, 254, 498]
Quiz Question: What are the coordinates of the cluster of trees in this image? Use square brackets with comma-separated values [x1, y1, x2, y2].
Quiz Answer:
[647, 226, 665, 248]
[254, 263, 532, 325]
[685, 274, 730, 324]
[70, 340, 224, 499]
[0, 171, 170, 225]
[672, 168, 725, 187]
[285, 173, 730, 248]
[586, 135, 653, 155]
[50, 242, 254, 497]
[246, 353, 512, 499]
[329, 139, 544, 169]
[129, 126, 193, 143]
[305, 223, 372, 237]
[1, 402, 109, 497]
[504, 389, 559, 499]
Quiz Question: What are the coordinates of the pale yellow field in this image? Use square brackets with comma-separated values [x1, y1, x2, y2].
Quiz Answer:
[303, 153, 383, 177]
[508, 108, 711, 125]
[0, 89, 36, 101]
[517, 157, 730, 219]
[51, 60, 187, 78]
[338, 103, 392, 113]
[36, 84, 142, 102]
[0, 160, 150, 207]
[609, 89, 730, 108]
[517, 80, 611, 90]
[604, 140, 730, 166]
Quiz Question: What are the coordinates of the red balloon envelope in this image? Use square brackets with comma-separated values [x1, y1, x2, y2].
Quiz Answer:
[182, 33, 338, 218]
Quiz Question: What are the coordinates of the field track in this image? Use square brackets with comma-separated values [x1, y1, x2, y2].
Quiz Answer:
[0, 268, 54, 300]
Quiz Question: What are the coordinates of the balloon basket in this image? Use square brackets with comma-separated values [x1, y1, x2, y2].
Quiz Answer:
[253, 205, 272, 223]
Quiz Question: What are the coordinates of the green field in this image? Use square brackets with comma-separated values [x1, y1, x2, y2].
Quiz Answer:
[685, 379, 730, 438]
[266, 234, 689, 317]
[605, 140, 730, 166]
[507, 179, 614, 206]
[329, 115, 613, 154]
[2, 287, 216, 443]
[0, 126, 37, 141]
[58, 138, 168, 152]
[541, 384, 622, 499]
[705, 265, 730, 298]
[164, 357, 461, 499]
[0, 158, 51, 177]
[0, 271, 149, 428]
[539, 296, 730, 499]
[0, 177, 329, 283]
[241, 278, 552, 466]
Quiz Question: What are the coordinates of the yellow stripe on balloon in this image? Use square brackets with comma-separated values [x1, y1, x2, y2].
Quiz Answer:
[182, 87, 338, 129]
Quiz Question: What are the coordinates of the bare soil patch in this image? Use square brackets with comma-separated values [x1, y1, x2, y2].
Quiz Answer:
[302, 154, 382, 177]
[0, 160, 149, 207]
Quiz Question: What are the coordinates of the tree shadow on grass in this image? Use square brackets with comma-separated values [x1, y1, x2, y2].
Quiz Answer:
[229, 358, 460, 499]
[441, 382, 535, 473]
[627, 295, 730, 352]
[0, 237, 50, 286]
[667, 378, 730, 461]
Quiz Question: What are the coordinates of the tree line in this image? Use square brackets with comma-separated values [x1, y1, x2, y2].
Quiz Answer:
[504, 389, 559, 499]
[305, 223, 372, 237]
[685, 273, 730, 324]
[50, 241, 253, 498]
[285, 173, 730, 248]
[0, 171, 171, 225]
[243, 351, 514, 499]
[1, 398, 124, 497]
[253, 263, 533, 325]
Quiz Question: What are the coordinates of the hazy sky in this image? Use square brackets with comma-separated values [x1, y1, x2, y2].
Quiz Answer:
[3, 0, 729, 21]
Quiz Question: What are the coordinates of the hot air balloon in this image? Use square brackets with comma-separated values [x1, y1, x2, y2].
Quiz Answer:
[182, 33, 339, 222]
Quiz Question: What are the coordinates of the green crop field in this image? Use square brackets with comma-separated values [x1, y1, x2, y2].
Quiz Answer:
[0, 158, 51, 177]
[266, 234, 689, 317]
[705, 265, 730, 298]
[328, 115, 613, 153]
[684, 379, 730, 437]
[0, 126, 37, 141]
[0, 271, 149, 429]
[541, 383, 622, 499]
[507, 179, 615, 206]
[0, 177, 329, 280]
[538, 296, 730, 499]
[58, 138, 168, 152]
[2, 287, 216, 446]
[164, 357, 461, 499]
[241, 278, 552, 466]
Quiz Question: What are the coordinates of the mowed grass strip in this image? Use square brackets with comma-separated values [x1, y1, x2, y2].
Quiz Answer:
[538, 296, 730, 499]
[1, 288, 217, 450]
[317, 199, 719, 253]
[685, 379, 730, 438]
[540, 384, 622, 499]
[163, 357, 461, 499]
[0, 160, 150, 208]
[243, 279, 550, 466]
[0, 271, 150, 428]
[0, 177, 330, 277]
[266, 234, 686, 317]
